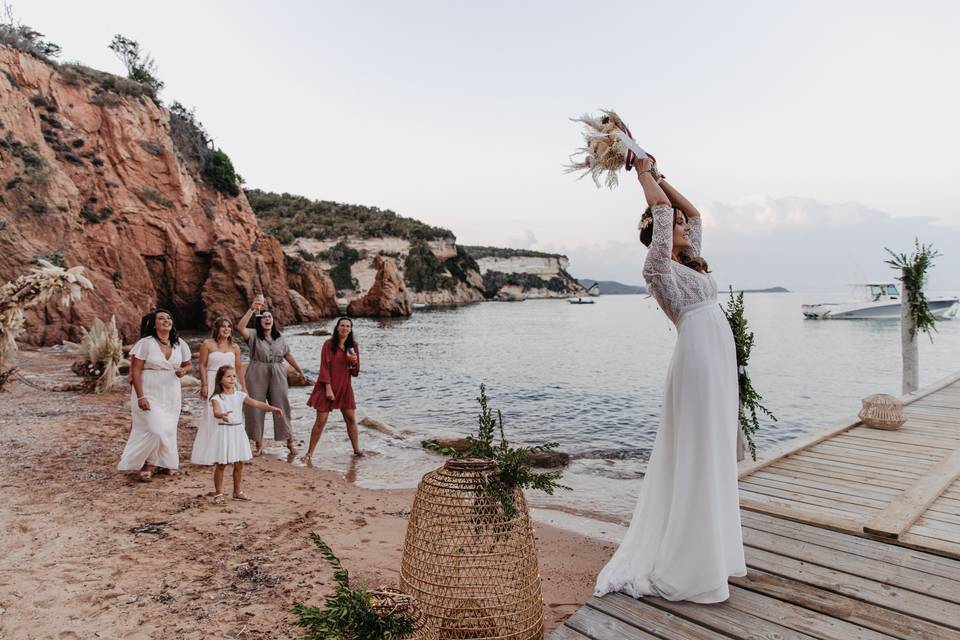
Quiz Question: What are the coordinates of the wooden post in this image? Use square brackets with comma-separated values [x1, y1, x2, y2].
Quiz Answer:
[902, 278, 919, 395]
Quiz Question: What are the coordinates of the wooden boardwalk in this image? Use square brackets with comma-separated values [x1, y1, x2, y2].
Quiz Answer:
[550, 372, 960, 639]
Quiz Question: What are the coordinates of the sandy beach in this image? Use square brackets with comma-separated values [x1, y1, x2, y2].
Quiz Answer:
[0, 349, 612, 639]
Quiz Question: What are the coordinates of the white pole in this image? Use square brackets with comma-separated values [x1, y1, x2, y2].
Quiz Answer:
[901, 278, 919, 395]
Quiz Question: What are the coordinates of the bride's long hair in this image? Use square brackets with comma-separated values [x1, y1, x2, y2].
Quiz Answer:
[639, 206, 710, 273]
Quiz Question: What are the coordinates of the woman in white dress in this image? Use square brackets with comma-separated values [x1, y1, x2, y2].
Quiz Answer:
[594, 157, 746, 603]
[191, 317, 244, 466]
[118, 310, 193, 481]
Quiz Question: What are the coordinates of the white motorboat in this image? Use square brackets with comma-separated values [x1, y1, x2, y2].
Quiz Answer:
[801, 283, 959, 320]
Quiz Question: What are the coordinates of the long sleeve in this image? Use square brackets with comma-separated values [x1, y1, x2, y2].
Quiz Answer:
[318, 341, 333, 385]
[642, 204, 677, 283]
[687, 216, 702, 257]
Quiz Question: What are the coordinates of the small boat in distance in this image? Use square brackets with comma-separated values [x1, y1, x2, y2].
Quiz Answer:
[801, 283, 959, 320]
[569, 297, 595, 305]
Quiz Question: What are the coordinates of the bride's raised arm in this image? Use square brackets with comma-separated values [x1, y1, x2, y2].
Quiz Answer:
[657, 173, 702, 256]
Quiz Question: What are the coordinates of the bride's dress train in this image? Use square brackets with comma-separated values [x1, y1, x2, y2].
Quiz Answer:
[594, 204, 746, 603]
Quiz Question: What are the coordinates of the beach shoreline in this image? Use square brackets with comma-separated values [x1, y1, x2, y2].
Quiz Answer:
[0, 349, 612, 639]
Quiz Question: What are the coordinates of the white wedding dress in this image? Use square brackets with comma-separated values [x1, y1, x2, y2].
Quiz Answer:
[594, 203, 746, 603]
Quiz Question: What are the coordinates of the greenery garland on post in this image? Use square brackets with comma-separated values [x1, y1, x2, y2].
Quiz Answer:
[885, 239, 940, 395]
[292, 533, 418, 640]
[722, 287, 776, 460]
[885, 240, 940, 341]
[423, 384, 569, 518]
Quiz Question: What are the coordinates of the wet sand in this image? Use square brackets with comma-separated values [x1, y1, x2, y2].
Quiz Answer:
[0, 349, 612, 639]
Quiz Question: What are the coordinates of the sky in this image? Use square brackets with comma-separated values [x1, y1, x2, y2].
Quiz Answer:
[18, 1, 960, 291]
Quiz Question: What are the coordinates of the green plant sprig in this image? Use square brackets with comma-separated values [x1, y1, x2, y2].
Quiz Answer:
[292, 534, 415, 640]
[885, 239, 941, 341]
[428, 385, 570, 518]
[722, 288, 777, 460]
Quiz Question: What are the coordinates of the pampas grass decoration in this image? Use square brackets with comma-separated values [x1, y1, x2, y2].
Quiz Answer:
[565, 109, 634, 189]
[0, 260, 94, 369]
[78, 316, 123, 394]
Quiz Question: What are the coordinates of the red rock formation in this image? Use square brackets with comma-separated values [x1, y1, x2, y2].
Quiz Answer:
[284, 260, 339, 322]
[346, 256, 412, 318]
[0, 47, 336, 345]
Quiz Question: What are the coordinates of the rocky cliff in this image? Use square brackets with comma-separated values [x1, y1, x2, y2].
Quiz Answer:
[463, 246, 587, 300]
[0, 46, 337, 345]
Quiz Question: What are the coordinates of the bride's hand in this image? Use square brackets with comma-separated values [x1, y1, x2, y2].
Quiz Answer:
[635, 156, 655, 176]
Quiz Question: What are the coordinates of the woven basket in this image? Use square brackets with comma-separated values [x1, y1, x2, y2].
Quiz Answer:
[400, 458, 544, 639]
[858, 394, 907, 430]
[371, 588, 439, 640]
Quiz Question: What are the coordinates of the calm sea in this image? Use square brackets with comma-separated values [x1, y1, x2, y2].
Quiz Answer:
[187, 292, 960, 523]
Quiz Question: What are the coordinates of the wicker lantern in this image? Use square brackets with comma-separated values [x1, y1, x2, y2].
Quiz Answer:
[371, 588, 440, 640]
[400, 458, 545, 639]
[858, 394, 907, 430]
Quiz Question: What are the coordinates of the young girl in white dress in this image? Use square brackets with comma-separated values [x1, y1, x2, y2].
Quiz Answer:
[594, 156, 746, 603]
[203, 365, 283, 503]
[190, 317, 244, 466]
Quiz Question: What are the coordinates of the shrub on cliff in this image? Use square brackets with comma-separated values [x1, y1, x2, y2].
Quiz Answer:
[202, 149, 240, 197]
[404, 241, 452, 292]
[323, 241, 361, 291]
[247, 189, 455, 243]
[108, 34, 163, 99]
[0, 4, 61, 62]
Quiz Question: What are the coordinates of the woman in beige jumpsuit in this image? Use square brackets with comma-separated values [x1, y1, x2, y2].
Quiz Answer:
[237, 305, 306, 461]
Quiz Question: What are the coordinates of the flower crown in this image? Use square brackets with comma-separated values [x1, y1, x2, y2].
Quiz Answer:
[638, 215, 653, 232]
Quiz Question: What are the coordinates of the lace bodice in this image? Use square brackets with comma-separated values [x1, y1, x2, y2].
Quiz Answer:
[642, 204, 716, 324]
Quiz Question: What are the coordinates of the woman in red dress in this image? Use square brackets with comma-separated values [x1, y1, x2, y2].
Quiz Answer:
[302, 317, 362, 464]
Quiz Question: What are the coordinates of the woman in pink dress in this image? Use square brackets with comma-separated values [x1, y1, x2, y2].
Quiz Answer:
[302, 317, 362, 463]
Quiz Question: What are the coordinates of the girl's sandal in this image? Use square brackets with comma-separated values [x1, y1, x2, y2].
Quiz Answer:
[213, 493, 226, 505]
[232, 493, 252, 502]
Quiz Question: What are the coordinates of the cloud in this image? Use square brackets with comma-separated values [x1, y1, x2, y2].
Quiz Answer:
[560, 196, 960, 293]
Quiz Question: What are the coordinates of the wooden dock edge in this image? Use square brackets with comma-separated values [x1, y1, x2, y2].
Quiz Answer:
[738, 370, 960, 479]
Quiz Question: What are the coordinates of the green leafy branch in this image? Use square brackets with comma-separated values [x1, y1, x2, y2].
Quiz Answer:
[885, 239, 941, 341]
[292, 534, 415, 640]
[429, 385, 570, 518]
[722, 288, 777, 460]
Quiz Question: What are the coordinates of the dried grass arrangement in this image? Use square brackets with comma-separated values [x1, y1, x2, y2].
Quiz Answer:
[858, 394, 907, 430]
[400, 456, 545, 639]
[565, 110, 645, 189]
[0, 259, 93, 374]
[66, 316, 124, 393]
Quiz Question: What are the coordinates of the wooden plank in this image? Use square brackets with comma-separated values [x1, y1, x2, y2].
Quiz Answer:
[791, 451, 922, 477]
[864, 447, 960, 539]
[739, 488, 871, 520]
[739, 481, 880, 515]
[589, 594, 729, 640]
[773, 458, 912, 490]
[739, 417, 860, 478]
[744, 474, 892, 509]
[752, 469, 901, 502]
[642, 596, 821, 640]
[731, 569, 960, 640]
[741, 525, 960, 604]
[739, 497, 865, 534]
[744, 546, 960, 629]
[548, 625, 591, 640]
[565, 606, 658, 640]
[740, 510, 960, 580]
[818, 439, 943, 461]
[841, 429, 957, 450]
[899, 532, 960, 560]
[724, 584, 895, 640]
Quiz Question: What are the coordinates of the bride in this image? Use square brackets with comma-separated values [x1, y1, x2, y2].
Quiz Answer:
[594, 156, 746, 603]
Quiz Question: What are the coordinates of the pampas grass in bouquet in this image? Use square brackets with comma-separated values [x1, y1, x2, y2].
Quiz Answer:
[565, 109, 648, 189]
